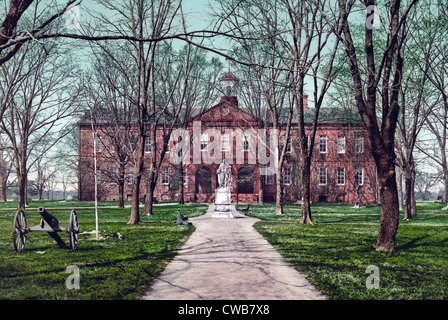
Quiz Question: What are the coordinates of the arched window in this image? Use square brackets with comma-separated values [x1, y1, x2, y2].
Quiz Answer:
[195, 166, 212, 194]
[237, 166, 254, 194]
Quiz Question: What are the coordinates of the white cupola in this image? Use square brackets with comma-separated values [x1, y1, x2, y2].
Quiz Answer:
[219, 71, 239, 96]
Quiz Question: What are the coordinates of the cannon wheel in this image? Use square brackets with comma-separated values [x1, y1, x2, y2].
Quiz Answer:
[13, 209, 27, 253]
[69, 209, 79, 251]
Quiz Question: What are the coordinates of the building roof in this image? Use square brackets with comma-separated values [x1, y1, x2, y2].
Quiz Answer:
[78, 101, 363, 128]
[78, 71, 362, 128]
[220, 71, 240, 82]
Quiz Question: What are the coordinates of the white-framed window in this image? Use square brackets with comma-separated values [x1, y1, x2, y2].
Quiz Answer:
[319, 136, 327, 153]
[94, 135, 101, 153]
[221, 132, 230, 151]
[356, 138, 364, 153]
[355, 167, 364, 186]
[128, 167, 135, 184]
[337, 136, 346, 154]
[319, 167, 327, 185]
[200, 132, 208, 152]
[285, 136, 291, 153]
[145, 137, 152, 153]
[266, 173, 274, 185]
[243, 133, 250, 151]
[284, 167, 292, 185]
[163, 136, 170, 153]
[161, 167, 170, 185]
[110, 167, 118, 184]
[337, 167, 345, 185]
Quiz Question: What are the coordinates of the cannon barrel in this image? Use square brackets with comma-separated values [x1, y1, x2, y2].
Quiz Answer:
[37, 207, 67, 248]
[38, 207, 62, 231]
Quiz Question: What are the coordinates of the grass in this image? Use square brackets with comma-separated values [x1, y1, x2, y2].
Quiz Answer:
[236, 201, 448, 300]
[0, 199, 177, 209]
[3, 199, 448, 300]
[0, 201, 208, 300]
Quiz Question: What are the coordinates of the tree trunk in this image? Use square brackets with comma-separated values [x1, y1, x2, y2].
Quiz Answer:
[375, 161, 400, 252]
[404, 166, 412, 220]
[17, 154, 27, 210]
[17, 171, 27, 210]
[258, 170, 264, 205]
[127, 135, 144, 224]
[404, 163, 417, 220]
[410, 169, 417, 217]
[275, 170, 283, 215]
[118, 181, 124, 208]
[0, 179, 6, 202]
[396, 166, 403, 211]
[118, 165, 125, 208]
[300, 156, 314, 224]
[178, 184, 184, 205]
[144, 180, 155, 216]
[178, 165, 184, 205]
[0, 155, 7, 202]
[38, 187, 43, 201]
[444, 169, 448, 208]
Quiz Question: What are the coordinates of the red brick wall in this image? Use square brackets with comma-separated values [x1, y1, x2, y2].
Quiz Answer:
[78, 97, 378, 205]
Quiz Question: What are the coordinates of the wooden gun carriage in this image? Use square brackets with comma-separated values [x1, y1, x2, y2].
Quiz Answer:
[12, 207, 79, 253]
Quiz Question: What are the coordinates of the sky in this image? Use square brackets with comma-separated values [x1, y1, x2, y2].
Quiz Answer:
[13, 0, 444, 196]
[70, 0, 228, 66]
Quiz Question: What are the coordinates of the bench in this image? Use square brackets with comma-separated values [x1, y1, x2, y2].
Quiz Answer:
[177, 209, 191, 225]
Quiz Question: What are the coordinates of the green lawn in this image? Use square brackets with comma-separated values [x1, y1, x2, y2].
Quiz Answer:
[0, 201, 208, 300]
[0, 199, 177, 209]
[236, 202, 448, 300]
[3, 199, 448, 300]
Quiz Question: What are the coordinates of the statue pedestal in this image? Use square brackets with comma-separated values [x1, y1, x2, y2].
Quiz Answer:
[212, 187, 234, 218]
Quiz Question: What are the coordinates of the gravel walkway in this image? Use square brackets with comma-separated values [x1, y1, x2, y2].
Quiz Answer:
[141, 204, 325, 300]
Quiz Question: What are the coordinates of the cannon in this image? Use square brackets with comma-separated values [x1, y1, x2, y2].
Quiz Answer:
[12, 207, 79, 253]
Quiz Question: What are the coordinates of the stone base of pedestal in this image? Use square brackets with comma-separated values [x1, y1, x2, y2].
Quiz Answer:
[212, 187, 234, 218]
[211, 210, 234, 218]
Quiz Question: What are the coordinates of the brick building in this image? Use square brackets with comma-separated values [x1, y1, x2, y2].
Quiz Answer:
[78, 72, 378, 205]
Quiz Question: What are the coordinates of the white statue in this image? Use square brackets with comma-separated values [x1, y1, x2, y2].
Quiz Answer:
[217, 160, 232, 189]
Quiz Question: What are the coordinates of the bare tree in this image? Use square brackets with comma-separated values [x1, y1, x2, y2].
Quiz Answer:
[234, 63, 270, 205]
[143, 39, 204, 216]
[0, 134, 14, 201]
[285, 0, 341, 224]
[84, 0, 191, 224]
[216, 0, 340, 218]
[164, 45, 223, 206]
[394, 0, 441, 220]
[54, 124, 80, 197]
[30, 139, 58, 201]
[416, 1, 448, 209]
[0, 34, 79, 209]
[335, 0, 418, 252]
[415, 169, 440, 200]
[0, 0, 78, 68]
[84, 45, 139, 208]
[218, 0, 292, 214]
